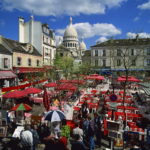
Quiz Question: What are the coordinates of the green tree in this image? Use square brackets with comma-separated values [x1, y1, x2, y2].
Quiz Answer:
[54, 54, 74, 79]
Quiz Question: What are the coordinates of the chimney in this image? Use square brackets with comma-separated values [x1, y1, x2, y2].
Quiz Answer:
[18, 17, 25, 42]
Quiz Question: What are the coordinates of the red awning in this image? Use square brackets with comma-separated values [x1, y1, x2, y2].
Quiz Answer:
[0, 71, 17, 79]
[13, 67, 45, 73]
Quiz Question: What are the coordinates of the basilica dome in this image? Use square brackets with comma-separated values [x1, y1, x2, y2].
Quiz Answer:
[64, 17, 78, 39]
[79, 41, 86, 50]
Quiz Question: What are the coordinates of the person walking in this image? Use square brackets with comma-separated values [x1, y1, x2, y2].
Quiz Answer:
[72, 122, 83, 141]
[30, 125, 39, 150]
[71, 134, 88, 150]
[20, 124, 33, 150]
[87, 116, 95, 150]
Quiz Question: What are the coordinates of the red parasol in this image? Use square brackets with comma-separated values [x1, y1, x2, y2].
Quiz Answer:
[117, 76, 140, 82]
[84, 75, 105, 80]
[44, 82, 58, 88]
[117, 106, 138, 110]
[24, 87, 42, 94]
[11, 103, 32, 111]
[3, 90, 27, 99]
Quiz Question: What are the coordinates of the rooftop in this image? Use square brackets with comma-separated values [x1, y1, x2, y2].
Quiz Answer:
[91, 38, 150, 47]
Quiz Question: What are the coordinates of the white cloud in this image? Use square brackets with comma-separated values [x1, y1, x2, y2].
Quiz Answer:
[127, 32, 150, 38]
[56, 22, 121, 39]
[1, 0, 127, 16]
[134, 16, 139, 22]
[96, 37, 108, 43]
[138, 1, 150, 10]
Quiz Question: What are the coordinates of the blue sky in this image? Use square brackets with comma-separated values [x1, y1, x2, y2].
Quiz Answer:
[0, 0, 150, 49]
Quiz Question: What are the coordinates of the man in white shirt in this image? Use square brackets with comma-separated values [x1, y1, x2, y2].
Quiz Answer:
[20, 124, 33, 150]
[73, 122, 83, 141]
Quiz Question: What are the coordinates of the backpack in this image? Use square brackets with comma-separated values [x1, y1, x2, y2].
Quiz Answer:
[30, 129, 39, 145]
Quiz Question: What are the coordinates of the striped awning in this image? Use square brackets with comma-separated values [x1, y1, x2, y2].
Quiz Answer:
[0, 71, 17, 79]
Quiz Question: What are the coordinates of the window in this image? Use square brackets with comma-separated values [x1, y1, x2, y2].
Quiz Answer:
[28, 58, 32, 66]
[147, 59, 150, 66]
[102, 59, 106, 67]
[147, 49, 150, 55]
[17, 57, 21, 66]
[45, 48, 49, 56]
[95, 60, 98, 66]
[131, 49, 134, 56]
[4, 58, 9, 68]
[131, 59, 136, 66]
[103, 50, 106, 56]
[117, 59, 121, 66]
[117, 49, 121, 56]
[95, 50, 98, 56]
[37, 60, 40, 66]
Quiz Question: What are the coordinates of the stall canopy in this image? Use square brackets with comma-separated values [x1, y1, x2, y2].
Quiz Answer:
[24, 87, 42, 94]
[3, 90, 27, 99]
[0, 71, 17, 79]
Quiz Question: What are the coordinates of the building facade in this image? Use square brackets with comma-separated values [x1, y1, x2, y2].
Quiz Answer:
[0, 36, 44, 86]
[91, 38, 150, 76]
[18, 16, 56, 66]
[0, 36, 16, 88]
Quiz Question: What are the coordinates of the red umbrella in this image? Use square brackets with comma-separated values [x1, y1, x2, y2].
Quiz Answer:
[56, 83, 77, 91]
[84, 75, 105, 80]
[3, 90, 27, 99]
[11, 103, 32, 111]
[117, 76, 140, 82]
[44, 82, 58, 88]
[24, 87, 42, 94]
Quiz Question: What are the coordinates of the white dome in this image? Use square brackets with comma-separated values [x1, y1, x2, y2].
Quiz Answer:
[79, 41, 86, 50]
[64, 25, 78, 38]
[64, 17, 78, 38]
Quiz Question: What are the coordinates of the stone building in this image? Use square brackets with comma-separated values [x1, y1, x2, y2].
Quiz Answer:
[0, 35, 16, 88]
[18, 16, 56, 66]
[91, 38, 150, 77]
[0, 36, 43, 86]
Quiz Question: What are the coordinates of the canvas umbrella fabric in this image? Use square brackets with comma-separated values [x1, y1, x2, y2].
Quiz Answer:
[3, 90, 27, 99]
[44, 110, 66, 122]
[11, 103, 32, 111]
[24, 87, 42, 94]
[44, 82, 58, 88]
